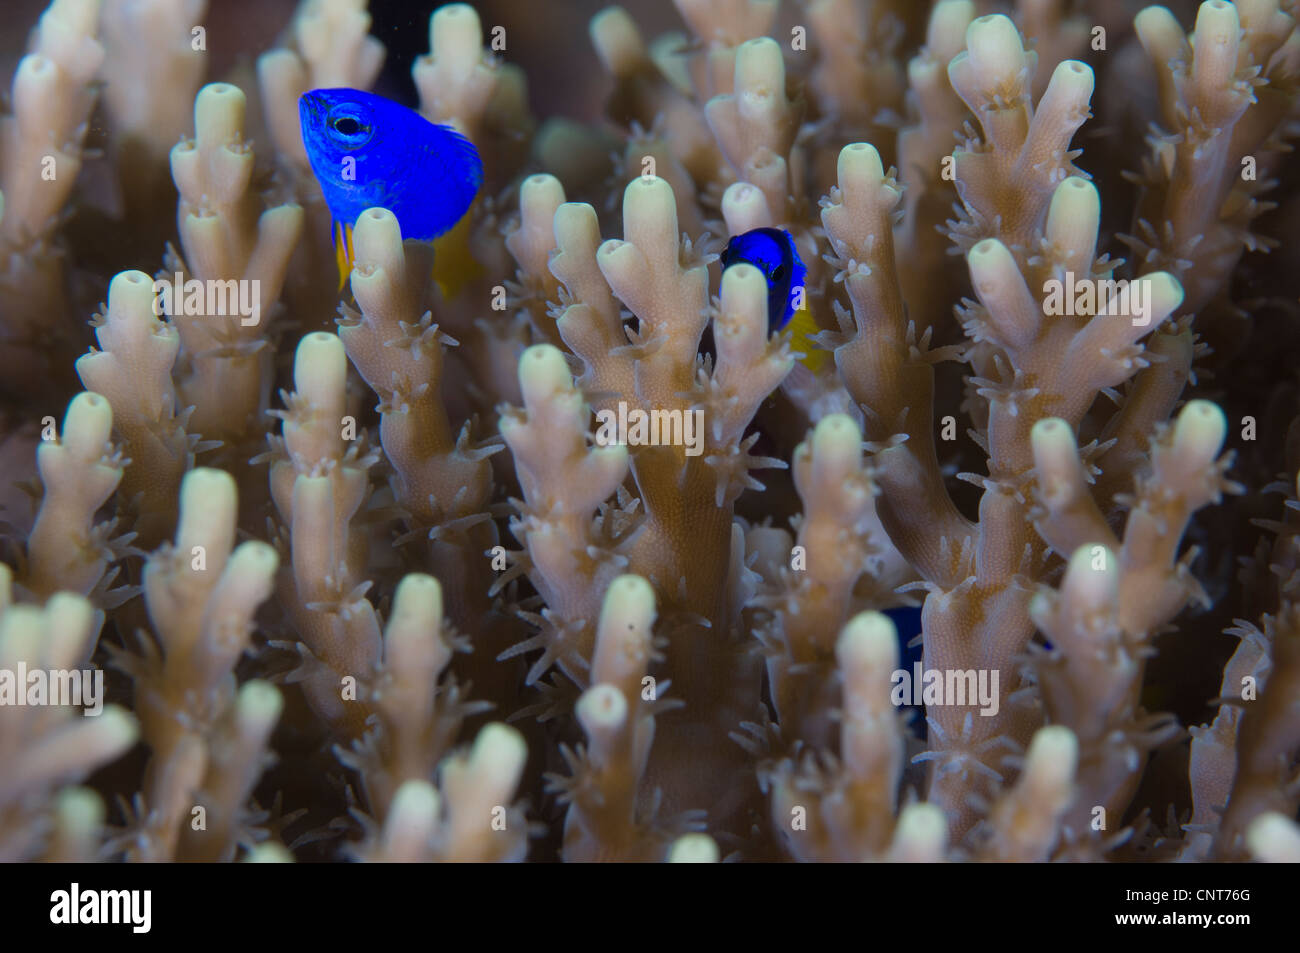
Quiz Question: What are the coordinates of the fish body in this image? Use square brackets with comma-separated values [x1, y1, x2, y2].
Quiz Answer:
[720, 227, 807, 331]
[883, 604, 926, 739]
[884, 605, 923, 669]
[298, 88, 483, 290]
[718, 227, 828, 374]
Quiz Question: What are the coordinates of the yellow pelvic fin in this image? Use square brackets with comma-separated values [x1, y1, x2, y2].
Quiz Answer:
[432, 213, 484, 300]
[334, 221, 355, 293]
[785, 305, 830, 374]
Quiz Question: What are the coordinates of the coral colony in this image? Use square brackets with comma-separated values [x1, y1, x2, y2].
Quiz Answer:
[0, 0, 1296, 865]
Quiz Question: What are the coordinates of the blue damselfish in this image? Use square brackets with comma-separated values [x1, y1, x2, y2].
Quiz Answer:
[717, 227, 827, 373]
[298, 87, 483, 289]
[883, 604, 926, 739]
[720, 227, 807, 332]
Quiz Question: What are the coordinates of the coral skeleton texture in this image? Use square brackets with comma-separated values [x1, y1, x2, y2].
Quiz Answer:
[0, 0, 1297, 864]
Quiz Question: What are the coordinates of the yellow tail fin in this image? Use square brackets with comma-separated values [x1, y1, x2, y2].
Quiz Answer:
[432, 214, 484, 299]
[785, 305, 830, 373]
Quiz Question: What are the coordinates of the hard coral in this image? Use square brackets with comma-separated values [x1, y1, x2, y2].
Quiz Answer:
[0, 0, 1297, 864]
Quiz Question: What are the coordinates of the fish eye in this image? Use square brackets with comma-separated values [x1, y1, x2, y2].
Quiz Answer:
[326, 107, 374, 148]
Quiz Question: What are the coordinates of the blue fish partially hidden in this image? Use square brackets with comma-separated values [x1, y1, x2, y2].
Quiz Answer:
[710, 226, 827, 373]
[720, 227, 807, 331]
[883, 604, 926, 740]
[883, 605, 923, 670]
[298, 87, 484, 290]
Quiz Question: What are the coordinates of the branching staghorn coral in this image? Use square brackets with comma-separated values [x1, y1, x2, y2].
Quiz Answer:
[706, 36, 801, 226]
[414, 2, 534, 187]
[603, 181, 789, 581]
[266, 331, 381, 739]
[552, 574, 675, 861]
[1127, 0, 1299, 318]
[767, 610, 935, 862]
[415, 5, 538, 421]
[18, 392, 127, 603]
[98, 0, 208, 247]
[804, 0, 907, 147]
[1217, 602, 1300, 856]
[167, 82, 302, 451]
[509, 175, 791, 657]
[339, 206, 498, 619]
[0, 573, 138, 862]
[1186, 461, 1300, 860]
[768, 608, 1080, 862]
[114, 467, 280, 861]
[265, 324, 494, 826]
[501, 177, 795, 837]
[338, 573, 479, 821]
[751, 412, 898, 751]
[339, 207, 522, 729]
[0, 0, 104, 398]
[813, 8, 1261, 849]
[99, 0, 208, 162]
[896, 0, 976, 334]
[0, 0, 1297, 866]
[76, 270, 192, 548]
[497, 342, 631, 685]
[1029, 401, 1238, 851]
[356, 721, 529, 862]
